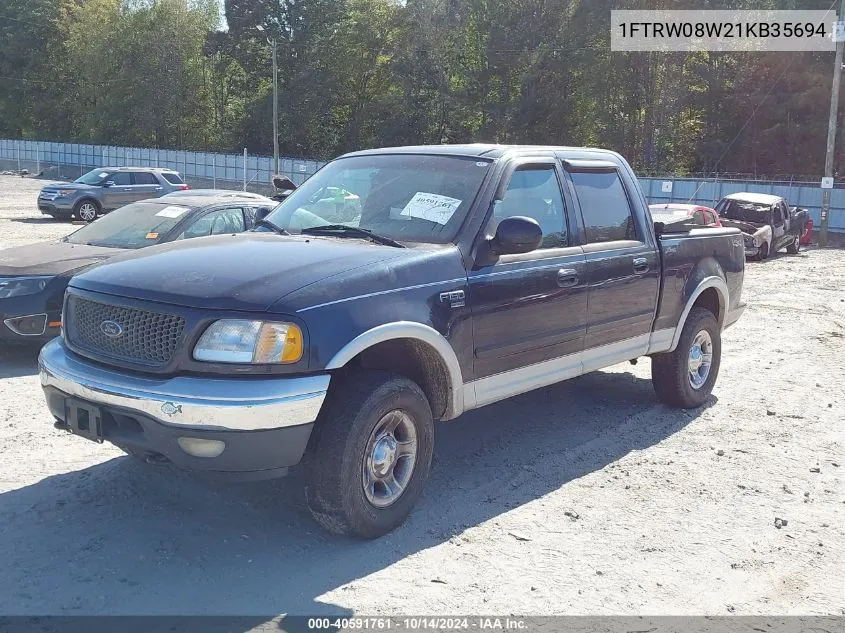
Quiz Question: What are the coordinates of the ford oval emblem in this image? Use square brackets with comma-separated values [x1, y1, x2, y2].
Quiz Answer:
[100, 320, 124, 338]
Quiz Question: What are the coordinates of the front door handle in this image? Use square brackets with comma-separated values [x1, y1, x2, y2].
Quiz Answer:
[557, 268, 579, 288]
[633, 257, 649, 274]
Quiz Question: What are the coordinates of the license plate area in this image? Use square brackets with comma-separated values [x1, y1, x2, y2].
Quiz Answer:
[64, 398, 104, 443]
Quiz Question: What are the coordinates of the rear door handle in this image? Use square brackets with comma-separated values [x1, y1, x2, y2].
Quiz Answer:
[633, 257, 649, 274]
[557, 268, 579, 288]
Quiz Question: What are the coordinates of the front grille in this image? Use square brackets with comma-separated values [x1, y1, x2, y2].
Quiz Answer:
[66, 295, 186, 367]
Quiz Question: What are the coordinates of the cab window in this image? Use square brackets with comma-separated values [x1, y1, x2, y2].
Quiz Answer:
[571, 170, 639, 243]
[180, 208, 245, 239]
[488, 166, 568, 249]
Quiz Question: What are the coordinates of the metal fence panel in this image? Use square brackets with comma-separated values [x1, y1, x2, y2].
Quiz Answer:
[3, 138, 838, 230]
[639, 177, 845, 232]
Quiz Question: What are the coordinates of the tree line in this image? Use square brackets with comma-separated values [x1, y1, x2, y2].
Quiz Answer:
[0, 0, 841, 178]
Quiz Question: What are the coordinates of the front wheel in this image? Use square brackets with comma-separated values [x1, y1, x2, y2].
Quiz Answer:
[651, 307, 722, 409]
[303, 370, 434, 538]
[74, 199, 100, 223]
[786, 234, 800, 254]
[756, 242, 769, 261]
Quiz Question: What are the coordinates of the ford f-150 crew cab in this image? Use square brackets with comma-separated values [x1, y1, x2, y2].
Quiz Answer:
[39, 145, 746, 538]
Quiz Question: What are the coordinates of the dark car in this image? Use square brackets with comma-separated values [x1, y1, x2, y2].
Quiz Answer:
[39, 144, 746, 538]
[1, 195, 270, 343]
[37, 167, 188, 222]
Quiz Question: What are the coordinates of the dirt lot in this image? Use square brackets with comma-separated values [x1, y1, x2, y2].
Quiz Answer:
[0, 175, 842, 616]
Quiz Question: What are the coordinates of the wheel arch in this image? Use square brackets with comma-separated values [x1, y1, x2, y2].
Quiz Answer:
[326, 322, 465, 420]
[670, 276, 728, 352]
[74, 197, 101, 214]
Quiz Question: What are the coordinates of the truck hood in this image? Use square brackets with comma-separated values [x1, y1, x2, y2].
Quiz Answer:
[0, 241, 123, 277]
[68, 233, 414, 312]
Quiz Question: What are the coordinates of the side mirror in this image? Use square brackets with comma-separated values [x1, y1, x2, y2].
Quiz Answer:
[102, 180, 114, 188]
[490, 216, 543, 255]
[254, 206, 272, 222]
[272, 175, 297, 197]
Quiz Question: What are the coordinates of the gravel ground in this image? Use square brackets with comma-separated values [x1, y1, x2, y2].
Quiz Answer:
[0, 175, 842, 616]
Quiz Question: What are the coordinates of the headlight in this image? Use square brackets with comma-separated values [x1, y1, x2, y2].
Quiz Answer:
[0, 276, 53, 299]
[57, 189, 77, 197]
[193, 319, 303, 364]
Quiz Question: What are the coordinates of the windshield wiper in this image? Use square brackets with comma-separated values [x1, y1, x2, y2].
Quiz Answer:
[254, 218, 290, 235]
[300, 224, 405, 248]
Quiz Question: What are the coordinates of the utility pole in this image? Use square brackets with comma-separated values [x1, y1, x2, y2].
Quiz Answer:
[821, 0, 845, 247]
[272, 38, 279, 176]
[256, 24, 280, 176]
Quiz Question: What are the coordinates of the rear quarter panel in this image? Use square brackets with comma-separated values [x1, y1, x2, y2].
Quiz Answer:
[654, 228, 745, 333]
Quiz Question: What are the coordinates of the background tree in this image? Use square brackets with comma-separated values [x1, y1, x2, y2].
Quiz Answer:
[0, 0, 840, 177]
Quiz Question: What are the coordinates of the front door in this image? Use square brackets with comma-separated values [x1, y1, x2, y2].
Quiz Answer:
[567, 166, 660, 369]
[468, 160, 588, 406]
[101, 171, 134, 210]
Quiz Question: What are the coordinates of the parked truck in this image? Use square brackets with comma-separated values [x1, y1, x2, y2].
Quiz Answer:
[39, 145, 746, 537]
[715, 192, 809, 260]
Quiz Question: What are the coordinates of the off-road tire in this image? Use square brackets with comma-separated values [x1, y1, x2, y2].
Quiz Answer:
[786, 234, 800, 254]
[651, 307, 721, 409]
[303, 370, 434, 538]
[74, 199, 100, 223]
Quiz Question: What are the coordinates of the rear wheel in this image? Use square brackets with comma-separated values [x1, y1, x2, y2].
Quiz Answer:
[651, 307, 721, 409]
[786, 234, 800, 254]
[74, 199, 100, 222]
[303, 370, 434, 538]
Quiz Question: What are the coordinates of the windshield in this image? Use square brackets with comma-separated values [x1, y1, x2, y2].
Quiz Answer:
[64, 201, 192, 248]
[716, 199, 772, 224]
[262, 154, 492, 244]
[74, 169, 111, 185]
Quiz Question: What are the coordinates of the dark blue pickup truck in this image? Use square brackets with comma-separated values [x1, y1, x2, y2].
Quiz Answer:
[39, 145, 746, 538]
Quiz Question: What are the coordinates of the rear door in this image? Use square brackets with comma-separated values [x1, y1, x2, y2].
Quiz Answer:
[129, 171, 164, 201]
[469, 159, 588, 386]
[566, 163, 659, 367]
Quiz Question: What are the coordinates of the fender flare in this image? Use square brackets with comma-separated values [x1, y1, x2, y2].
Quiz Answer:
[670, 276, 729, 352]
[326, 321, 465, 419]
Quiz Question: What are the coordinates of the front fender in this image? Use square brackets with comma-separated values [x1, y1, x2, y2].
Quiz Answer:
[326, 321, 465, 419]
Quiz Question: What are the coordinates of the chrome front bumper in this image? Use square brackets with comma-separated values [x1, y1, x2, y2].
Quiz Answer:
[38, 338, 330, 432]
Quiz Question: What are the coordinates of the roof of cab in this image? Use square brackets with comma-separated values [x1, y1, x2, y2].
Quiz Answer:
[723, 192, 783, 205]
[339, 144, 624, 161]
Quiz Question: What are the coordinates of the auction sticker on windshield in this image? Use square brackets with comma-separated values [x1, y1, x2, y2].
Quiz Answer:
[400, 192, 462, 225]
[155, 206, 190, 218]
